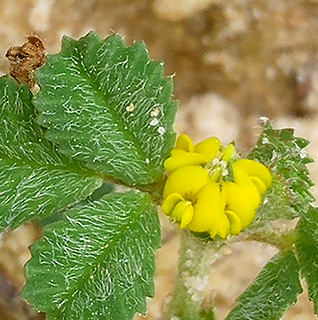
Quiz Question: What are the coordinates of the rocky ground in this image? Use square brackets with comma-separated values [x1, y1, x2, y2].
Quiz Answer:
[0, 1, 318, 319]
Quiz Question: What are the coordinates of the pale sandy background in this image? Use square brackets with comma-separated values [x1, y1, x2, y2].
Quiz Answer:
[0, 1, 318, 319]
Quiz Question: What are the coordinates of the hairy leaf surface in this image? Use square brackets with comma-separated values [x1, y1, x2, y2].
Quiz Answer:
[297, 207, 318, 315]
[251, 174, 294, 226]
[0, 76, 102, 231]
[249, 119, 314, 221]
[35, 31, 178, 186]
[226, 251, 302, 320]
[23, 191, 160, 320]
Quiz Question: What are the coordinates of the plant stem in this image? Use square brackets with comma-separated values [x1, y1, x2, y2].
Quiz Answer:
[167, 230, 220, 320]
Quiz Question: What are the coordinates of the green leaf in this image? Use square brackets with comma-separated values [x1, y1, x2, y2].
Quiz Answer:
[23, 191, 160, 320]
[249, 119, 314, 219]
[251, 173, 294, 226]
[35, 31, 178, 186]
[0, 76, 103, 231]
[226, 251, 302, 320]
[296, 206, 318, 315]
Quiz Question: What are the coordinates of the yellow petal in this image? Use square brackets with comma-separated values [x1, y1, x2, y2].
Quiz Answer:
[216, 214, 230, 239]
[180, 205, 194, 229]
[171, 149, 186, 157]
[164, 153, 207, 172]
[221, 144, 235, 162]
[171, 200, 192, 222]
[251, 176, 267, 196]
[163, 165, 210, 199]
[234, 159, 272, 189]
[162, 193, 184, 216]
[194, 137, 221, 162]
[187, 182, 225, 233]
[232, 162, 254, 185]
[223, 181, 260, 229]
[209, 228, 217, 238]
[175, 134, 195, 152]
[225, 210, 242, 235]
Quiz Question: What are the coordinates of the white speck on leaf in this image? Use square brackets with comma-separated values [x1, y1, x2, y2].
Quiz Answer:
[158, 126, 165, 135]
[150, 118, 159, 126]
[151, 108, 160, 117]
[262, 137, 269, 144]
[126, 103, 135, 112]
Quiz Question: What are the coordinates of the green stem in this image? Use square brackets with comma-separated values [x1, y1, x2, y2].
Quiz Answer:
[167, 230, 220, 320]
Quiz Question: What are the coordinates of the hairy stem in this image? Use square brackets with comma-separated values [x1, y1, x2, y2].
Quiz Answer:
[167, 230, 220, 320]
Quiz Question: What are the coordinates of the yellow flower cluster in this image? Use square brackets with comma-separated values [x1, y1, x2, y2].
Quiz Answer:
[162, 134, 272, 238]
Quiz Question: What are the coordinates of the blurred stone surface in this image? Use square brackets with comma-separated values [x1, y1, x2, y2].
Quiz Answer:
[0, 223, 43, 320]
[0, 1, 318, 319]
[152, 0, 215, 21]
[175, 94, 240, 145]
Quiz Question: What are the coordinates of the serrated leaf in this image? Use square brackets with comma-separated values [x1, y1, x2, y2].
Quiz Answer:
[0, 76, 103, 231]
[226, 251, 302, 320]
[296, 206, 318, 315]
[249, 119, 314, 219]
[23, 191, 160, 320]
[35, 31, 178, 186]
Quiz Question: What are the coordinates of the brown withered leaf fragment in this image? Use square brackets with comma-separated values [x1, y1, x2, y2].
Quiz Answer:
[5, 36, 46, 88]
[0, 265, 45, 320]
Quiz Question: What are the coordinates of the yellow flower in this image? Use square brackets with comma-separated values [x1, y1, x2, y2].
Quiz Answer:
[163, 165, 210, 199]
[162, 135, 272, 239]
[162, 166, 230, 238]
[233, 159, 272, 196]
[164, 134, 221, 172]
[224, 159, 272, 229]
